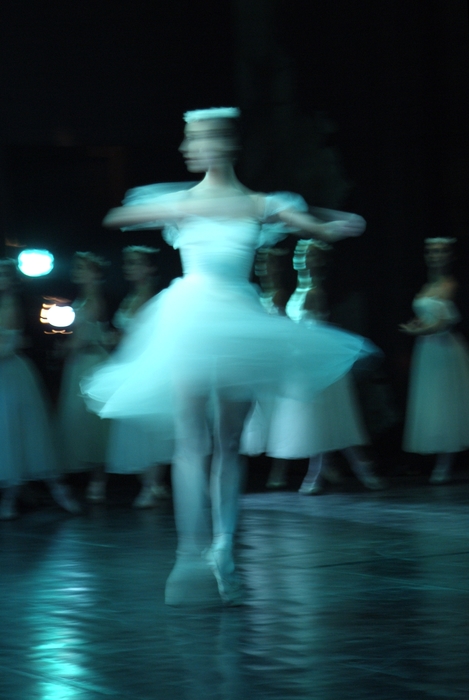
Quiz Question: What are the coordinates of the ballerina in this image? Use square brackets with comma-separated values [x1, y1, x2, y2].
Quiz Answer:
[57, 252, 111, 500]
[262, 239, 384, 494]
[84, 106, 374, 605]
[401, 237, 469, 483]
[0, 258, 80, 519]
[105, 246, 172, 507]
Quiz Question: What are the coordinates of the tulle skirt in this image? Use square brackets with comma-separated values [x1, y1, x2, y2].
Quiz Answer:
[58, 349, 110, 472]
[403, 332, 469, 453]
[0, 354, 58, 486]
[83, 275, 378, 424]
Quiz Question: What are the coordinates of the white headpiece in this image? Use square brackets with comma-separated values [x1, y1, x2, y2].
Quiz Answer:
[183, 107, 240, 123]
[424, 237, 456, 245]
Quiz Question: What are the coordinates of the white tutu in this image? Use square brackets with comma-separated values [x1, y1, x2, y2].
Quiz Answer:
[0, 353, 58, 486]
[83, 189, 378, 423]
[403, 297, 469, 453]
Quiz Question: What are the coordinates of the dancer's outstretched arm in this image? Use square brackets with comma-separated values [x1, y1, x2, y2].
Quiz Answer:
[277, 207, 366, 242]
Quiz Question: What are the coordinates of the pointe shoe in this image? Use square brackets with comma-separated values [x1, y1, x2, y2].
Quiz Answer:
[429, 464, 452, 485]
[0, 501, 18, 521]
[133, 484, 171, 509]
[355, 464, 386, 490]
[165, 552, 220, 607]
[86, 480, 106, 503]
[49, 483, 82, 515]
[298, 477, 324, 495]
[205, 545, 244, 606]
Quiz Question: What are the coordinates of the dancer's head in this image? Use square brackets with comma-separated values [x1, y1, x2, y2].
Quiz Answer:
[122, 246, 159, 284]
[0, 258, 18, 292]
[71, 252, 110, 286]
[179, 107, 241, 172]
[424, 237, 455, 272]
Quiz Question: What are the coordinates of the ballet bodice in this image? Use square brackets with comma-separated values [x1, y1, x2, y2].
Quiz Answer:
[123, 184, 307, 284]
[72, 300, 106, 348]
[412, 296, 460, 330]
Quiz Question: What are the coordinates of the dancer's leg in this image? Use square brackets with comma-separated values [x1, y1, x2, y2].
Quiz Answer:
[0, 485, 20, 520]
[165, 390, 216, 606]
[342, 446, 385, 490]
[299, 453, 327, 495]
[133, 464, 170, 508]
[266, 458, 289, 489]
[86, 464, 107, 503]
[47, 478, 82, 514]
[430, 453, 455, 484]
[208, 393, 250, 604]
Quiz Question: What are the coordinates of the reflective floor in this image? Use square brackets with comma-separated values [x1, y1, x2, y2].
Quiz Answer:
[1, 475, 468, 700]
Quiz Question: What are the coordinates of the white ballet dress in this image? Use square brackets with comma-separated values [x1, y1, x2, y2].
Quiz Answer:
[57, 301, 110, 472]
[242, 289, 369, 458]
[403, 296, 469, 454]
[105, 304, 174, 474]
[0, 329, 59, 486]
[83, 187, 377, 427]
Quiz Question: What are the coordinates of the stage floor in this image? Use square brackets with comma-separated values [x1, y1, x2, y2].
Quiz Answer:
[1, 478, 468, 700]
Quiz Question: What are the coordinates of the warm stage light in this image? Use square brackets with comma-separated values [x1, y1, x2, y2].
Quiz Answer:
[18, 249, 54, 277]
[45, 304, 75, 328]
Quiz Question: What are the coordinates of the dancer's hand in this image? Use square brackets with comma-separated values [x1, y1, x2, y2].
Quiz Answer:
[399, 319, 422, 335]
[322, 215, 366, 241]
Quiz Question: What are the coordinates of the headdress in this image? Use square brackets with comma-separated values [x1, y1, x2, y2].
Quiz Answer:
[74, 251, 111, 271]
[123, 245, 160, 255]
[183, 107, 240, 123]
[424, 237, 456, 245]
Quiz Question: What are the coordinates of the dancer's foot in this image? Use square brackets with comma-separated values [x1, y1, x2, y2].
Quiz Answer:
[165, 551, 220, 606]
[0, 501, 18, 521]
[429, 463, 452, 484]
[205, 545, 244, 606]
[86, 479, 106, 503]
[133, 484, 171, 508]
[355, 463, 386, 490]
[49, 482, 82, 515]
[322, 463, 344, 485]
[298, 477, 324, 495]
[266, 463, 287, 489]
[0, 487, 19, 520]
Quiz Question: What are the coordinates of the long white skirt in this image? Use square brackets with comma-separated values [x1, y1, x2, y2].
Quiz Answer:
[106, 418, 174, 474]
[403, 331, 469, 453]
[0, 354, 58, 486]
[58, 349, 110, 472]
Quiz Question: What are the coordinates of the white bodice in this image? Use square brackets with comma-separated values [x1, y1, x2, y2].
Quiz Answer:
[412, 296, 460, 329]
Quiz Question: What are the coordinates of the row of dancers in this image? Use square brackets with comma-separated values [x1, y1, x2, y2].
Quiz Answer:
[2, 106, 469, 608]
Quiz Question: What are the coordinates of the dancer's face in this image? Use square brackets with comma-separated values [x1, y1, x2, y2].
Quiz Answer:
[71, 258, 101, 286]
[425, 243, 452, 271]
[122, 252, 156, 283]
[179, 119, 237, 172]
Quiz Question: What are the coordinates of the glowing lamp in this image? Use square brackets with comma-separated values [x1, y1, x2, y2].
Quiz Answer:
[46, 304, 75, 328]
[18, 249, 54, 277]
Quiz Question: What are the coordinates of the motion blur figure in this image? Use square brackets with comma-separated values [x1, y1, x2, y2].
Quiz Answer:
[105, 246, 171, 507]
[57, 252, 110, 500]
[254, 246, 291, 316]
[84, 107, 373, 606]
[401, 238, 469, 483]
[259, 239, 384, 493]
[0, 259, 79, 520]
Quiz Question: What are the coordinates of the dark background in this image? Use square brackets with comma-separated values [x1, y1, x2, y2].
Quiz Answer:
[1, 0, 468, 426]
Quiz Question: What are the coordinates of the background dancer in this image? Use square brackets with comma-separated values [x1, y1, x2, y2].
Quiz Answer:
[105, 246, 171, 507]
[401, 237, 469, 483]
[0, 258, 80, 520]
[57, 252, 110, 501]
